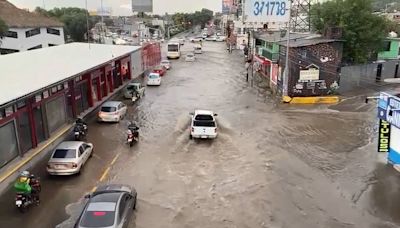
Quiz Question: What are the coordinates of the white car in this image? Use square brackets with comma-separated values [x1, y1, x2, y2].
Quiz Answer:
[216, 36, 226, 42]
[47, 141, 93, 175]
[190, 37, 202, 42]
[160, 60, 171, 70]
[147, 73, 161, 86]
[205, 35, 217, 41]
[189, 110, 218, 139]
[185, 53, 196, 62]
[98, 101, 127, 122]
[178, 37, 185, 45]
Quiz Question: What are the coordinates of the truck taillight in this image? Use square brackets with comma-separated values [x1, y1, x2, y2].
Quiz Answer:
[215, 128, 217, 133]
[72, 163, 78, 168]
[191, 127, 194, 132]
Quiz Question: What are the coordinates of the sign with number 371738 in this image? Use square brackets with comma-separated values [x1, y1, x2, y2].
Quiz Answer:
[244, 0, 290, 23]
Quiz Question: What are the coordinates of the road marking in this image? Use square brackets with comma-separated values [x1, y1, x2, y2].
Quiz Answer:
[0, 124, 71, 184]
[110, 153, 120, 165]
[99, 167, 111, 182]
[91, 186, 97, 193]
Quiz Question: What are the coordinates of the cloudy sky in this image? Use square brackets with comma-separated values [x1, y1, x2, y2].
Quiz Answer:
[8, 0, 222, 15]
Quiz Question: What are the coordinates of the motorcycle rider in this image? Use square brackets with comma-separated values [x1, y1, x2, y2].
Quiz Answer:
[127, 121, 139, 140]
[14, 171, 40, 204]
[75, 117, 88, 135]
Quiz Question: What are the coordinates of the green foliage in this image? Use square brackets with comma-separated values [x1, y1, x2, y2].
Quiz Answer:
[35, 7, 90, 42]
[311, 0, 391, 63]
[171, 8, 213, 29]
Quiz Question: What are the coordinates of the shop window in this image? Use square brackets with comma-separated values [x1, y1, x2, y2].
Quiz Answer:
[43, 90, 49, 99]
[33, 106, 46, 143]
[35, 94, 42, 103]
[0, 121, 19, 168]
[64, 82, 69, 89]
[16, 100, 26, 109]
[25, 28, 41, 38]
[46, 96, 67, 133]
[5, 106, 14, 117]
[46, 28, 60, 36]
[18, 111, 33, 153]
[383, 41, 391, 51]
[51, 86, 58, 94]
[57, 84, 63, 91]
[5, 30, 18, 38]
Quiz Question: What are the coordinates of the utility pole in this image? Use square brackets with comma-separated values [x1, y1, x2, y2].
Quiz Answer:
[283, 0, 293, 97]
[100, 0, 104, 44]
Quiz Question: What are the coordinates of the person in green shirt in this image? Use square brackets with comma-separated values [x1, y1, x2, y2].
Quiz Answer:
[14, 171, 40, 203]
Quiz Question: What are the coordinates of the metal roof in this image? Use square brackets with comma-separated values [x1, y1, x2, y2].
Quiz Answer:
[0, 42, 140, 106]
[278, 38, 338, 47]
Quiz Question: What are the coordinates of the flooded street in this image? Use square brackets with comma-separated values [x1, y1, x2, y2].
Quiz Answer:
[2, 40, 399, 228]
[59, 41, 400, 228]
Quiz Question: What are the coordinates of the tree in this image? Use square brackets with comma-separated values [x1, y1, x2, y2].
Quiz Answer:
[311, 0, 391, 63]
[35, 7, 90, 42]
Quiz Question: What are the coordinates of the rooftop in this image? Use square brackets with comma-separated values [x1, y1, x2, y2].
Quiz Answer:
[278, 37, 338, 47]
[0, 0, 63, 28]
[255, 30, 312, 43]
[0, 43, 140, 106]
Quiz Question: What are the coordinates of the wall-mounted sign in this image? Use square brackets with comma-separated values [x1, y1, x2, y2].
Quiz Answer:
[378, 119, 391, 153]
[299, 68, 320, 81]
[244, 0, 290, 23]
[378, 92, 400, 129]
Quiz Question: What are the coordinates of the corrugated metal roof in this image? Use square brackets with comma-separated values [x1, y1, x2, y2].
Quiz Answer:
[255, 31, 312, 42]
[0, 42, 140, 106]
[278, 38, 338, 47]
[0, 0, 63, 28]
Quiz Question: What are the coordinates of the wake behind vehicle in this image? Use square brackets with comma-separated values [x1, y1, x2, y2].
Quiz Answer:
[185, 52, 195, 62]
[127, 123, 139, 147]
[189, 110, 218, 139]
[75, 184, 137, 228]
[123, 82, 145, 100]
[160, 59, 171, 70]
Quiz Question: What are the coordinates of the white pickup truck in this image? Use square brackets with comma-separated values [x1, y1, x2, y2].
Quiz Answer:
[189, 110, 218, 139]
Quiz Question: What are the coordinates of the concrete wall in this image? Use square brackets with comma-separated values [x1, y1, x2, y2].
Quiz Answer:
[339, 60, 400, 93]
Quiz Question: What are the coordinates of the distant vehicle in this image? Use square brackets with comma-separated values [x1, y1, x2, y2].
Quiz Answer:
[47, 141, 93, 175]
[216, 32, 222, 36]
[123, 82, 145, 99]
[98, 101, 127, 123]
[178, 37, 185, 45]
[75, 184, 137, 228]
[190, 37, 203, 42]
[202, 32, 208, 39]
[194, 44, 202, 54]
[205, 35, 217, 41]
[147, 73, 161, 86]
[185, 52, 196, 62]
[167, 42, 181, 59]
[216, 36, 226, 42]
[160, 60, 171, 70]
[189, 110, 218, 139]
[152, 65, 167, 76]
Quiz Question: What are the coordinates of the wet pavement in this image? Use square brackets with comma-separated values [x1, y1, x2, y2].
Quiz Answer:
[1, 40, 400, 228]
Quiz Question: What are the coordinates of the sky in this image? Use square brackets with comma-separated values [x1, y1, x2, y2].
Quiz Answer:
[8, 0, 222, 16]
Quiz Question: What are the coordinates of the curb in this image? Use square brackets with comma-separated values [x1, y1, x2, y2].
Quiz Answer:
[283, 96, 340, 104]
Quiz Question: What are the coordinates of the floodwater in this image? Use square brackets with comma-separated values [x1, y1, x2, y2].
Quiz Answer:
[3, 40, 400, 228]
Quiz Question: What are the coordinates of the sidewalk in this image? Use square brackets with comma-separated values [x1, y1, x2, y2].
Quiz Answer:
[0, 74, 144, 195]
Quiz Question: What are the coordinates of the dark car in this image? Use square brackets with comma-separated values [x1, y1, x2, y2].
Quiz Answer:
[75, 184, 137, 228]
[152, 65, 167, 76]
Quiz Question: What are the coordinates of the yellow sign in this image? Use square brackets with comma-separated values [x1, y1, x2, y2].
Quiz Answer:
[378, 119, 390, 153]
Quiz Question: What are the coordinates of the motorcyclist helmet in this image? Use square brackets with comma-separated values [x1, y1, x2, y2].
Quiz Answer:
[21, 170, 30, 177]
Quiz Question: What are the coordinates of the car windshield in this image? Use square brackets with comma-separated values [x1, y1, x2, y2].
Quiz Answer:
[80, 202, 116, 227]
[168, 45, 178, 52]
[149, 74, 159, 79]
[195, 114, 213, 120]
[126, 85, 138, 91]
[194, 121, 216, 127]
[101, 106, 117, 112]
[187, 54, 194, 57]
[52, 149, 76, 158]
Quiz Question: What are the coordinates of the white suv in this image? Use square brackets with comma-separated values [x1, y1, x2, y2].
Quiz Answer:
[189, 110, 218, 139]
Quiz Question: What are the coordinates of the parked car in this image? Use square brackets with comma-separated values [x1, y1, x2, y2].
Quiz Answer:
[74, 184, 137, 228]
[152, 65, 167, 76]
[216, 36, 226, 42]
[123, 82, 145, 99]
[147, 73, 161, 86]
[205, 35, 217, 41]
[194, 44, 202, 54]
[98, 101, 127, 123]
[47, 141, 93, 175]
[189, 37, 202, 42]
[160, 60, 171, 70]
[185, 53, 196, 62]
[189, 110, 218, 139]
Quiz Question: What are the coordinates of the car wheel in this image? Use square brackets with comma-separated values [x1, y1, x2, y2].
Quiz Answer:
[189, 134, 193, 140]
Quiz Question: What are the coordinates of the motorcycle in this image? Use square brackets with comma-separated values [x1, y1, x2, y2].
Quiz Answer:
[74, 123, 87, 141]
[127, 127, 139, 147]
[15, 177, 41, 213]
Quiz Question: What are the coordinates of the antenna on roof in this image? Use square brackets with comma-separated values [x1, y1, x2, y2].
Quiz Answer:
[85, 0, 90, 49]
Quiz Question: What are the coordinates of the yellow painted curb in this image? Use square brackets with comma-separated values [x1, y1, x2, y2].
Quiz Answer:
[289, 96, 340, 104]
[282, 96, 292, 103]
[0, 124, 71, 183]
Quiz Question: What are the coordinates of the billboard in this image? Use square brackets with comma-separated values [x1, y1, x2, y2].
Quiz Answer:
[132, 0, 153, 13]
[222, 0, 234, 14]
[378, 92, 400, 129]
[244, 0, 290, 23]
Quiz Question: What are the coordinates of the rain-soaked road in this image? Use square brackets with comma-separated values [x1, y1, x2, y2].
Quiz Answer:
[2, 40, 400, 228]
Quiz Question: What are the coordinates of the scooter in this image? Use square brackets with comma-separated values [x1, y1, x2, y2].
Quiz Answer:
[15, 177, 41, 213]
[73, 124, 87, 141]
[127, 128, 139, 147]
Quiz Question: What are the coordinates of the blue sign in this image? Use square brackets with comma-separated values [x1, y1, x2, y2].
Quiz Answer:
[378, 92, 400, 129]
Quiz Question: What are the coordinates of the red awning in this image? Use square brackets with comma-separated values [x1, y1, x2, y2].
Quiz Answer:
[254, 55, 271, 65]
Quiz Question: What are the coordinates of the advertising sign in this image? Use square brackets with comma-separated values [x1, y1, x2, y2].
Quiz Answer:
[132, 0, 153, 13]
[299, 69, 320, 82]
[244, 0, 290, 23]
[378, 92, 400, 129]
[222, 0, 234, 14]
[378, 119, 391, 153]
[97, 7, 112, 16]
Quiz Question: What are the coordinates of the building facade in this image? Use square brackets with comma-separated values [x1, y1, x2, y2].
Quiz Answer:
[0, 42, 160, 168]
[0, 0, 65, 55]
[378, 37, 400, 61]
